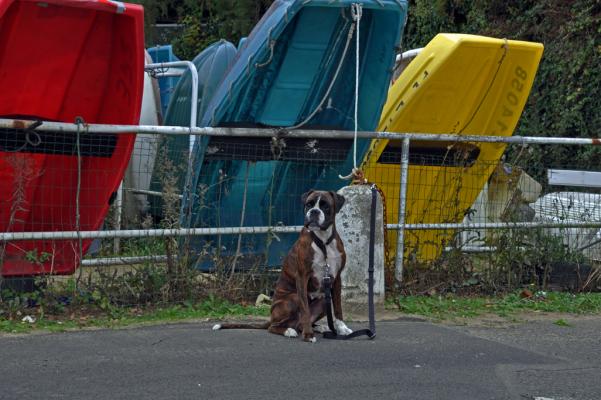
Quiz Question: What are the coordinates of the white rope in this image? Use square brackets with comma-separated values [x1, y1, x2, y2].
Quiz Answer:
[339, 3, 362, 180]
[287, 18, 355, 130]
[255, 40, 276, 68]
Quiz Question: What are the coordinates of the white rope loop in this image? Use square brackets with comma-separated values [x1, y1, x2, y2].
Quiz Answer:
[339, 3, 362, 180]
[288, 19, 355, 131]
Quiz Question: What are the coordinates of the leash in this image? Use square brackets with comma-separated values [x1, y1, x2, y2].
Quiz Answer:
[313, 186, 377, 340]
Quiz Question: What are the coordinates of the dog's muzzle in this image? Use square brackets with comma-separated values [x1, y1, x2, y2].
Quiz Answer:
[305, 208, 324, 229]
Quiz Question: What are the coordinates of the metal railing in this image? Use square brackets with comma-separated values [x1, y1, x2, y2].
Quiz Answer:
[2, 117, 601, 283]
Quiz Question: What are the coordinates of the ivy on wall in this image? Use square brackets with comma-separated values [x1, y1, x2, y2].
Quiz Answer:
[171, 0, 273, 60]
[128, 0, 271, 57]
[404, 0, 601, 179]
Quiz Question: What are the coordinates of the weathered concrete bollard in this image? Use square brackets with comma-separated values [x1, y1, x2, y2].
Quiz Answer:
[336, 185, 385, 316]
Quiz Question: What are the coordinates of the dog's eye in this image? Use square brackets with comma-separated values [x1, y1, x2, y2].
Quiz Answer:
[319, 201, 328, 210]
[306, 201, 315, 208]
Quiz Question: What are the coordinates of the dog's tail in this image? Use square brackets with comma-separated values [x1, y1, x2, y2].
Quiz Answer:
[213, 321, 270, 330]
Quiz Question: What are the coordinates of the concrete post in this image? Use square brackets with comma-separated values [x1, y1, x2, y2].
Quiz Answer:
[336, 185, 385, 316]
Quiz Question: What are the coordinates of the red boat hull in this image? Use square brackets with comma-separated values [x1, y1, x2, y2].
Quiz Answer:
[0, 0, 144, 276]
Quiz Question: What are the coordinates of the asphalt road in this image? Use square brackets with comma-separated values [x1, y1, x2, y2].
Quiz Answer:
[0, 316, 599, 400]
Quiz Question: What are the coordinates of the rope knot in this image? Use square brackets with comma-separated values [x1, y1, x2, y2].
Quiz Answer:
[352, 168, 367, 184]
[338, 167, 366, 183]
[351, 3, 363, 21]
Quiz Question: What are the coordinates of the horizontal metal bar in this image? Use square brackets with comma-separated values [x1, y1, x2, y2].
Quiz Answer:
[144, 61, 197, 130]
[125, 188, 183, 199]
[145, 61, 195, 71]
[0, 226, 304, 241]
[395, 48, 423, 63]
[80, 245, 526, 266]
[445, 246, 498, 253]
[145, 62, 193, 79]
[3, 220, 600, 242]
[152, 23, 184, 28]
[154, 71, 184, 78]
[1, 118, 599, 146]
[81, 255, 169, 267]
[387, 221, 601, 230]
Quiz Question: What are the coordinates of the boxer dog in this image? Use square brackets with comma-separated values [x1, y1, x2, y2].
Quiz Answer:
[213, 190, 353, 342]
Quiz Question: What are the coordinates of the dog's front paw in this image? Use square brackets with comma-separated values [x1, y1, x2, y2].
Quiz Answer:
[284, 328, 298, 338]
[334, 320, 353, 335]
[303, 334, 317, 343]
[302, 330, 316, 343]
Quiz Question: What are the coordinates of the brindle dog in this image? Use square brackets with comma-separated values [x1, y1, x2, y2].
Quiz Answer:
[213, 190, 353, 342]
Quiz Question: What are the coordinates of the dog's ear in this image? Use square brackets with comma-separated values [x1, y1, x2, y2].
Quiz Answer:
[301, 190, 314, 205]
[330, 191, 345, 213]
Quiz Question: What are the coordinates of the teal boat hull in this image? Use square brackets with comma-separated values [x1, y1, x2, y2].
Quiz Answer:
[184, 0, 408, 269]
[149, 40, 236, 218]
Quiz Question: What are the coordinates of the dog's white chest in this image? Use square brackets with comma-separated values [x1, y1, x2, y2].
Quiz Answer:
[310, 239, 342, 290]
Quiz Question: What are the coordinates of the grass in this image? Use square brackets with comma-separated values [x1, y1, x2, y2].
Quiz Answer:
[389, 291, 601, 321]
[0, 296, 270, 335]
[553, 318, 573, 327]
[3, 291, 601, 334]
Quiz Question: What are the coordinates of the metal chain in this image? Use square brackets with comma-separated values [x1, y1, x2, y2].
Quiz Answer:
[373, 184, 392, 279]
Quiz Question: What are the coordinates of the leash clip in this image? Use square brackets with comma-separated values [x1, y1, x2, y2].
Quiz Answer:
[323, 264, 333, 288]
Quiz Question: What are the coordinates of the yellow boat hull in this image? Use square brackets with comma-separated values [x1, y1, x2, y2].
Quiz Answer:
[361, 33, 544, 264]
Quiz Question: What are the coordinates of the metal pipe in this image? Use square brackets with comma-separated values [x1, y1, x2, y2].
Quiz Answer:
[395, 48, 423, 63]
[152, 70, 185, 78]
[0, 225, 304, 241]
[81, 255, 170, 267]
[3, 220, 601, 242]
[145, 61, 198, 131]
[1, 118, 599, 146]
[146, 62, 199, 250]
[394, 137, 410, 285]
[124, 188, 183, 200]
[387, 221, 601, 230]
[153, 23, 184, 28]
[445, 246, 496, 253]
[114, 181, 123, 254]
[123, 60, 198, 259]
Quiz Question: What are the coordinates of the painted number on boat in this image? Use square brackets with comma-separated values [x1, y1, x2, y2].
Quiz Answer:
[496, 65, 528, 133]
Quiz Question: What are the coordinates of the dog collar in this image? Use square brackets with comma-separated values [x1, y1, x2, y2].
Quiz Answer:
[310, 229, 336, 261]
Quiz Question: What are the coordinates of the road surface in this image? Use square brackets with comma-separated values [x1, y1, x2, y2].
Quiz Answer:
[1, 316, 599, 399]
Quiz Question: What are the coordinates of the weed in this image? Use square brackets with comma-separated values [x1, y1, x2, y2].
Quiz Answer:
[0, 155, 43, 291]
[554, 318, 573, 327]
[390, 292, 601, 321]
[0, 295, 270, 334]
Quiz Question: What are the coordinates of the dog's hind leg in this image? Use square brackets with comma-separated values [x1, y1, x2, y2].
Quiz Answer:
[268, 296, 299, 338]
[268, 324, 299, 338]
[268, 322, 298, 338]
[332, 278, 344, 321]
